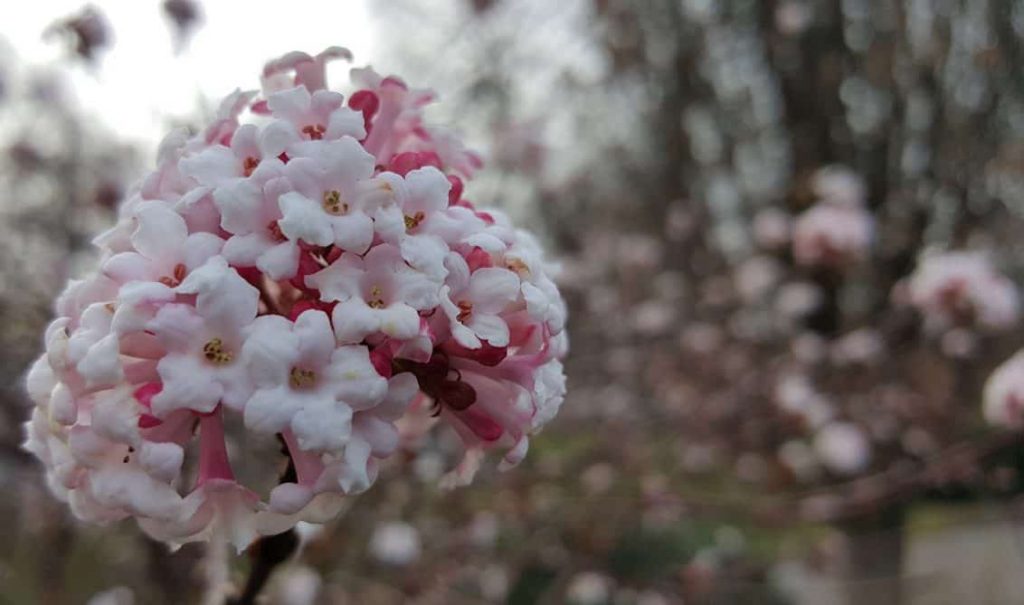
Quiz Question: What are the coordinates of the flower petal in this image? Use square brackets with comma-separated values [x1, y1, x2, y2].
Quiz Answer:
[291, 396, 353, 452]
[278, 192, 334, 247]
[133, 203, 188, 262]
[244, 386, 300, 434]
[331, 299, 380, 344]
[180, 146, 241, 187]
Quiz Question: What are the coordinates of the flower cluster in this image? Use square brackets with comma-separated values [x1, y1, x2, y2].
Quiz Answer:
[23, 48, 567, 550]
[791, 166, 873, 269]
[901, 251, 1019, 332]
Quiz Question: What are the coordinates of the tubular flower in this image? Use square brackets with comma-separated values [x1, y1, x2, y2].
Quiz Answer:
[22, 47, 567, 550]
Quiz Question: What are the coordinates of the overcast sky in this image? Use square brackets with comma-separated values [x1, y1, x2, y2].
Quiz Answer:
[3, 0, 376, 144]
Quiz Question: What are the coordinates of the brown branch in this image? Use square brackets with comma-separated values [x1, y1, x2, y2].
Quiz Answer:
[226, 529, 299, 605]
[225, 436, 300, 605]
[779, 431, 1024, 524]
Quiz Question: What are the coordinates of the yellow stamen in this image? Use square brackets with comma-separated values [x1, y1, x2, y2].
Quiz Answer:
[302, 124, 326, 140]
[322, 190, 349, 215]
[158, 263, 188, 288]
[404, 211, 425, 230]
[506, 258, 531, 277]
[368, 285, 386, 309]
[243, 156, 259, 177]
[202, 338, 234, 365]
[289, 367, 317, 389]
[457, 300, 473, 323]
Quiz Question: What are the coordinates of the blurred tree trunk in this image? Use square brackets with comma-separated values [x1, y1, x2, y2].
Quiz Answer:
[839, 505, 906, 605]
[145, 539, 204, 604]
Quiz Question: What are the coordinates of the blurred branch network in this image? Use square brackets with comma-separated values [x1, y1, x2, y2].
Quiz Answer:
[373, 0, 1024, 600]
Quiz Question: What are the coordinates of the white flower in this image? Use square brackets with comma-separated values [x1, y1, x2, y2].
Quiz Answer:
[102, 202, 223, 286]
[810, 164, 867, 207]
[503, 231, 566, 332]
[86, 586, 134, 605]
[813, 422, 871, 475]
[262, 86, 365, 154]
[531, 359, 567, 430]
[369, 521, 421, 565]
[276, 137, 377, 253]
[66, 302, 122, 390]
[375, 166, 458, 279]
[243, 311, 387, 451]
[441, 253, 520, 349]
[566, 572, 613, 605]
[211, 158, 307, 280]
[307, 244, 440, 343]
[181, 123, 281, 188]
[147, 302, 252, 415]
[983, 351, 1024, 428]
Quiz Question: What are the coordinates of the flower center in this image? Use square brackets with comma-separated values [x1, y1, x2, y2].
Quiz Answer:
[322, 190, 349, 215]
[242, 156, 259, 177]
[457, 300, 473, 323]
[302, 124, 326, 140]
[368, 285, 386, 309]
[404, 211, 425, 230]
[289, 367, 317, 389]
[505, 258, 531, 277]
[267, 220, 287, 242]
[202, 338, 234, 365]
[158, 263, 187, 288]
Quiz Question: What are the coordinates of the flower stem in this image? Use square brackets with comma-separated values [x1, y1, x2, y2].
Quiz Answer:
[201, 529, 229, 605]
[226, 528, 299, 605]
[197, 407, 235, 484]
[225, 436, 301, 605]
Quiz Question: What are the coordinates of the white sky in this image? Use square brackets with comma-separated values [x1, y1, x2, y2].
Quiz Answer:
[3, 0, 375, 145]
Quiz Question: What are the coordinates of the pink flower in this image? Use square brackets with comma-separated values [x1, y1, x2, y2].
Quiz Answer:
[102, 202, 222, 286]
[180, 123, 281, 188]
[791, 203, 873, 268]
[261, 47, 353, 95]
[276, 137, 378, 253]
[904, 251, 1019, 331]
[261, 86, 366, 154]
[441, 253, 521, 349]
[23, 47, 568, 551]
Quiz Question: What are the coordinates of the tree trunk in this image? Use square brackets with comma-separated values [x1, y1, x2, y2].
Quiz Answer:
[839, 505, 906, 605]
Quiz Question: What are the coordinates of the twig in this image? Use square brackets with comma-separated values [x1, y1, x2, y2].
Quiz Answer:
[227, 529, 299, 605]
[202, 530, 230, 605]
[225, 437, 300, 604]
[790, 431, 1024, 524]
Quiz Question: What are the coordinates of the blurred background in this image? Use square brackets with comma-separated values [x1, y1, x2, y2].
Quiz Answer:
[4, 1, 1024, 603]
